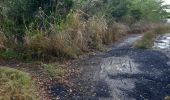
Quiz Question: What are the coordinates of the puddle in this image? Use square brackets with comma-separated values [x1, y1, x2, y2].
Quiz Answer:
[153, 33, 170, 49]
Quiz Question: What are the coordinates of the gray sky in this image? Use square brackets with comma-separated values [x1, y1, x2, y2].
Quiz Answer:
[164, 0, 170, 5]
[163, 0, 170, 12]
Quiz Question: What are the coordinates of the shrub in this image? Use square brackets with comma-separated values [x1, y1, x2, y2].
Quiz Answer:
[0, 67, 39, 100]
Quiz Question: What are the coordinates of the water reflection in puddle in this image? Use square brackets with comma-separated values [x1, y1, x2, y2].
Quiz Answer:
[153, 33, 170, 49]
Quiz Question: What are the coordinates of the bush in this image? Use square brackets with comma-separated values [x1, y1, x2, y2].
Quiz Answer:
[0, 67, 39, 100]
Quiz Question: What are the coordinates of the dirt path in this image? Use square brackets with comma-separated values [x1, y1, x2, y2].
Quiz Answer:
[65, 34, 170, 100]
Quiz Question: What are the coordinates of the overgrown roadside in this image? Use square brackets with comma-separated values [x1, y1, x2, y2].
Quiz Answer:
[0, 33, 142, 99]
[0, 0, 170, 99]
[0, 24, 170, 99]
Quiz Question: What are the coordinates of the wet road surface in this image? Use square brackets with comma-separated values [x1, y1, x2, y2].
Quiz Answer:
[51, 34, 170, 100]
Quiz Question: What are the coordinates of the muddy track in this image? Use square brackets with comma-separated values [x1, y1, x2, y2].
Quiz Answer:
[61, 34, 170, 100]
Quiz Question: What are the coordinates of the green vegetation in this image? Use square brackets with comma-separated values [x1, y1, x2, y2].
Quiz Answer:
[0, 0, 169, 60]
[0, 50, 25, 60]
[0, 67, 39, 100]
[43, 63, 68, 79]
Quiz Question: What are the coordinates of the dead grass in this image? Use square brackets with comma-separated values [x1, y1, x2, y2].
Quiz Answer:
[134, 31, 155, 48]
[0, 67, 40, 100]
[24, 12, 132, 60]
[26, 12, 109, 59]
[134, 23, 170, 49]
[86, 16, 108, 50]
[154, 23, 170, 34]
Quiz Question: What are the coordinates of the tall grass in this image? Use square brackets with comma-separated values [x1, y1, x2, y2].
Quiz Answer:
[3, 11, 170, 60]
[3, 11, 158, 60]
[134, 23, 170, 48]
[154, 23, 170, 34]
[22, 12, 108, 59]
[134, 31, 155, 48]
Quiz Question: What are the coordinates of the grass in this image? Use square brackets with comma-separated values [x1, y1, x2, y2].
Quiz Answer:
[25, 13, 131, 61]
[134, 31, 155, 49]
[0, 49, 31, 61]
[0, 49, 21, 59]
[134, 23, 170, 49]
[3, 12, 168, 60]
[0, 67, 40, 100]
[43, 63, 68, 79]
[154, 24, 170, 34]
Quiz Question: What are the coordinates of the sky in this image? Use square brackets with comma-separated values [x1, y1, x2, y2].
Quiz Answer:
[163, 0, 170, 12]
[164, 0, 170, 5]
